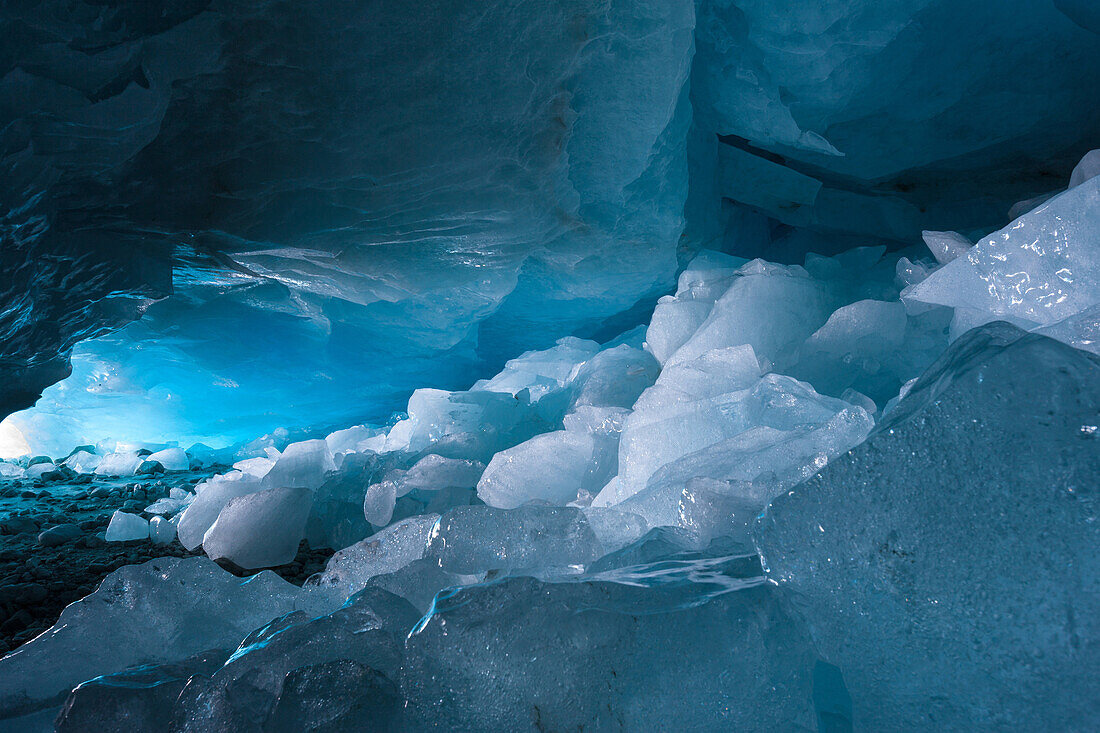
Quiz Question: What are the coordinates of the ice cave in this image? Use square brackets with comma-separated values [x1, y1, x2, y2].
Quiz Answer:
[0, 1, 1098, 730]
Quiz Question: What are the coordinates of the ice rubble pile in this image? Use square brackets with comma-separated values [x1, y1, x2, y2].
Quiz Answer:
[3, 163, 1099, 729]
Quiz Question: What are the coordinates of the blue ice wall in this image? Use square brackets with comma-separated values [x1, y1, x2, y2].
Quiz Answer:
[3, 0, 695, 453]
[2, 0, 1098, 453]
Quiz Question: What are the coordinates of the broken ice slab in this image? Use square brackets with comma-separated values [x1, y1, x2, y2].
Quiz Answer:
[756, 323, 1100, 730]
[905, 176, 1100, 336]
[477, 409, 624, 509]
[260, 439, 335, 491]
[306, 514, 440, 598]
[404, 575, 819, 730]
[104, 511, 149, 542]
[167, 589, 417, 730]
[177, 470, 264, 550]
[426, 505, 602, 576]
[145, 447, 189, 471]
[94, 450, 143, 477]
[203, 486, 313, 569]
[0, 557, 334, 722]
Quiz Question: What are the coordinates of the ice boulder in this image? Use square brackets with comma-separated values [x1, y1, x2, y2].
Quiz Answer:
[427, 506, 603, 576]
[105, 511, 149, 542]
[602, 365, 859, 506]
[260, 439, 334, 491]
[203, 486, 313, 569]
[920, 230, 972, 265]
[569, 344, 660, 410]
[94, 450, 143, 477]
[621, 404, 873, 539]
[477, 408, 625, 509]
[1070, 148, 1100, 188]
[905, 176, 1100, 339]
[756, 323, 1100, 730]
[385, 387, 540, 462]
[306, 514, 440, 598]
[472, 337, 600, 410]
[0, 462, 25, 479]
[644, 250, 746, 365]
[63, 450, 101, 474]
[177, 470, 264, 551]
[397, 454, 484, 493]
[166, 589, 418, 730]
[25, 462, 57, 479]
[146, 447, 189, 472]
[324, 424, 384, 458]
[0, 557, 332, 722]
[404, 576, 819, 730]
[664, 259, 840, 368]
[149, 515, 177, 546]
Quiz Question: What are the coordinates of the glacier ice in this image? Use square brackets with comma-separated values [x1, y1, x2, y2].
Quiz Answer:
[306, 515, 440, 598]
[145, 447, 190, 472]
[177, 470, 265, 551]
[0, 557, 334, 720]
[104, 511, 149, 543]
[426, 505, 603, 576]
[202, 487, 314, 570]
[2, 3, 1099, 729]
[906, 176, 1100, 340]
[756, 323, 1100, 730]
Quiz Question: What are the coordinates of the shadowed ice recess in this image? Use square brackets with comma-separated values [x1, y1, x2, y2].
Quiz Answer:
[0, 1, 1098, 731]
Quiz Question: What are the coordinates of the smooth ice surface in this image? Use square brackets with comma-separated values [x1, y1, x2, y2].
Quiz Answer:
[306, 515, 440, 598]
[404, 575, 818, 730]
[478, 408, 625, 509]
[177, 471, 264, 551]
[757, 324, 1100, 730]
[104, 511, 149, 542]
[146, 447, 189, 471]
[0, 557, 334, 721]
[260, 439, 334, 492]
[427, 506, 603, 575]
[203, 487, 313, 569]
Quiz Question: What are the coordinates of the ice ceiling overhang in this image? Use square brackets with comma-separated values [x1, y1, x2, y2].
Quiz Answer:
[2, 0, 1098, 452]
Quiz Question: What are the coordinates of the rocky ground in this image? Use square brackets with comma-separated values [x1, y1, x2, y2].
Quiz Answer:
[0, 471, 333, 655]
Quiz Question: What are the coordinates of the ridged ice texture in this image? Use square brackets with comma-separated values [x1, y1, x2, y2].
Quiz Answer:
[756, 324, 1100, 730]
[1, 0, 695, 453]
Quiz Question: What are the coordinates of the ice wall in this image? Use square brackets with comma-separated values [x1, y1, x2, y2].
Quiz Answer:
[2, 0, 695, 452]
[3, 0, 1099, 452]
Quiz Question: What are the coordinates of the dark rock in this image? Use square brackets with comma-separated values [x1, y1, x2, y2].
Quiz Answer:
[136, 460, 165, 476]
[1, 609, 32, 633]
[38, 524, 82, 548]
[121, 499, 144, 513]
[91, 487, 111, 499]
[0, 517, 39, 535]
[12, 583, 48, 606]
[19, 490, 36, 498]
[27, 456, 53, 467]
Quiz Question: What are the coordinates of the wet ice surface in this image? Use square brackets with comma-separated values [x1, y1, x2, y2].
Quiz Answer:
[2, 150, 1100, 729]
